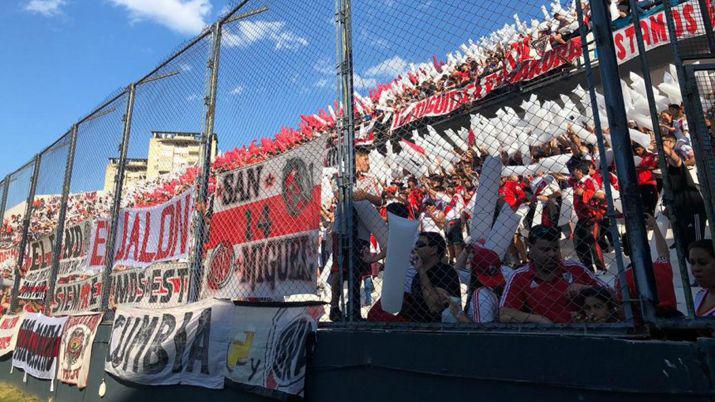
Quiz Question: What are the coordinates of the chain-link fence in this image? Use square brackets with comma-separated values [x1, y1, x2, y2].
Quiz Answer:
[1, 0, 714, 333]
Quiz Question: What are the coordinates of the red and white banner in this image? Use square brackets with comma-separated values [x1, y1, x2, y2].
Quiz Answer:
[0, 314, 24, 357]
[86, 188, 195, 271]
[202, 137, 326, 300]
[614, 0, 715, 64]
[391, 37, 583, 131]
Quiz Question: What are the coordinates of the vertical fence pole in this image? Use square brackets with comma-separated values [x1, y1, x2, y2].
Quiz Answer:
[0, 177, 10, 290]
[336, 0, 357, 321]
[662, 0, 715, 243]
[575, 1, 634, 323]
[589, 0, 658, 323]
[628, 0, 695, 318]
[9, 155, 42, 312]
[190, 22, 222, 302]
[44, 126, 79, 314]
[696, 0, 715, 55]
[100, 85, 136, 312]
[0, 178, 10, 234]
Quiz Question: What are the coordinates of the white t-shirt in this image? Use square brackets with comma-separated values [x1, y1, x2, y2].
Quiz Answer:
[466, 287, 499, 323]
[444, 193, 465, 221]
[420, 212, 441, 233]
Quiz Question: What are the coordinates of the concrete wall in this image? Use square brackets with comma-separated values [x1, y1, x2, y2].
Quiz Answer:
[0, 324, 714, 402]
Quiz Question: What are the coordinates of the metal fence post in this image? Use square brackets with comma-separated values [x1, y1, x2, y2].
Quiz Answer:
[189, 22, 222, 303]
[100, 84, 136, 311]
[0, 177, 9, 290]
[9, 154, 42, 312]
[335, 0, 357, 321]
[628, 0, 695, 318]
[43, 126, 79, 314]
[0, 178, 10, 232]
[662, 0, 715, 243]
[589, 0, 658, 323]
[575, 1, 634, 323]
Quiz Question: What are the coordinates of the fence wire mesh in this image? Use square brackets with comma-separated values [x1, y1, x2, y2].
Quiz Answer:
[50, 91, 129, 316]
[110, 34, 213, 310]
[16, 135, 71, 312]
[4, 160, 36, 312]
[660, 0, 715, 60]
[198, 0, 336, 310]
[0, 0, 713, 332]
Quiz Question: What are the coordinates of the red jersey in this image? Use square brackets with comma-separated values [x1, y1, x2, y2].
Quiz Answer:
[500, 260, 607, 323]
[622, 257, 677, 314]
[592, 170, 619, 191]
[571, 176, 600, 221]
[499, 180, 526, 210]
[636, 152, 658, 187]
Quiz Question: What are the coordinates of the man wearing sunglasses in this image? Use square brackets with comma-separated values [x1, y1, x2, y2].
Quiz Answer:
[401, 232, 461, 322]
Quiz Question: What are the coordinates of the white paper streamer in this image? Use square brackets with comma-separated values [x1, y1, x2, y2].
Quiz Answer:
[354, 200, 388, 250]
[469, 156, 502, 242]
[381, 213, 420, 314]
[484, 203, 523, 259]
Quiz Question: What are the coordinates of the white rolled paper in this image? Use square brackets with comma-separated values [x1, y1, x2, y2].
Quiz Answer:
[536, 154, 572, 175]
[502, 164, 537, 177]
[484, 203, 523, 260]
[629, 128, 652, 149]
[469, 156, 502, 243]
[381, 213, 420, 314]
[354, 200, 388, 251]
[558, 187, 576, 226]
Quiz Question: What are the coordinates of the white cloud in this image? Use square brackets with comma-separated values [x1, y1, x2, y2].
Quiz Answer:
[353, 74, 378, 90]
[24, 0, 66, 16]
[186, 94, 199, 101]
[179, 62, 193, 72]
[223, 20, 308, 50]
[230, 85, 244, 95]
[364, 56, 410, 78]
[107, 0, 211, 35]
[314, 58, 334, 76]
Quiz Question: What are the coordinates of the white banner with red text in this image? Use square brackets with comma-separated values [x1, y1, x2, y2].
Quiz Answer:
[613, 0, 715, 64]
[201, 138, 326, 300]
[86, 188, 195, 272]
[390, 37, 583, 131]
[0, 314, 24, 357]
[12, 313, 68, 380]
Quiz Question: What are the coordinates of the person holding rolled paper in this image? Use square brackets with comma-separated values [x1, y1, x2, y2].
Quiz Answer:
[499, 225, 609, 324]
[330, 146, 384, 321]
[571, 161, 607, 273]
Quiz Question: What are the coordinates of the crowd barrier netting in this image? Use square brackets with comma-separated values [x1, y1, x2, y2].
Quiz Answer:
[0, 0, 713, 333]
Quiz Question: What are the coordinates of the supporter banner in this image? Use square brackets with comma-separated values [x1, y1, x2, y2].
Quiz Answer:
[202, 138, 325, 300]
[614, 0, 715, 64]
[226, 304, 319, 397]
[57, 313, 103, 388]
[17, 267, 50, 300]
[12, 313, 68, 380]
[0, 314, 24, 357]
[391, 37, 583, 131]
[110, 261, 190, 308]
[87, 189, 194, 271]
[24, 221, 91, 274]
[0, 248, 17, 276]
[51, 274, 103, 315]
[105, 299, 236, 389]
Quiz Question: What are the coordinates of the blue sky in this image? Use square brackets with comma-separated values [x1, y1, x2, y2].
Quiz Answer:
[0, 0, 546, 208]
